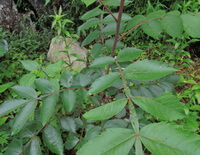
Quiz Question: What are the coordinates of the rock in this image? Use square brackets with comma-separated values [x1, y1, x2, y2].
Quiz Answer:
[47, 38, 87, 70]
[0, 0, 38, 31]
[0, 0, 21, 30]
[26, 0, 46, 17]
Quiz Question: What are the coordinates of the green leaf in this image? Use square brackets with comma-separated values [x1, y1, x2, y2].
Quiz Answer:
[0, 82, 14, 93]
[147, 10, 165, 18]
[60, 117, 76, 133]
[162, 12, 183, 38]
[80, 73, 92, 87]
[141, 15, 163, 39]
[90, 56, 115, 68]
[20, 121, 43, 138]
[61, 90, 76, 112]
[85, 126, 101, 141]
[104, 119, 128, 129]
[104, 0, 131, 7]
[4, 139, 22, 155]
[124, 60, 177, 81]
[140, 122, 200, 155]
[117, 47, 143, 62]
[19, 74, 36, 86]
[88, 72, 120, 94]
[12, 101, 37, 135]
[102, 23, 125, 35]
[181, 14, 200, 38]
[132, 93, 186, 121]
[0, 39, 8, 58]
[135, 137, 144, 155]
[190, 105, 200, 111]
[43, 125, 64, 155]
[34, 78, 56, 94]
[60, 71, 73, 88]
[77, 128, 135, 155]
[27, 137, 42, 155]
[103, 13, 132, 24]
[40, 94, 58, 125]
[105, 39, 124, 50]
[91, 43, 103, 58]
[78, 18, 100, 32]
[12, 85, 37, 99]
[83, 99, 127, 120]
[65, 134, 79, 150]
[126, 15, 146, 31]
[0, 99, 27, 117]
[43, 60, 63, 75]
[81, 0, 96, 7]
[82, 30, 100, 46]
[0, 117, 8, 126]
[81, 8, 102, 20]
[20, 60, 40, 71]
[45, 0, 50, 5]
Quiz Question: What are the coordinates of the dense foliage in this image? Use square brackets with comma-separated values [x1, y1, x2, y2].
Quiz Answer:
[0, 0, 200, 154]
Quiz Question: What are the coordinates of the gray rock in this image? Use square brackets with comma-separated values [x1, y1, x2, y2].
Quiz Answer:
[47, 38, 87, 70]
[28, 0, 46, 16]
[0, 0, 21, 30]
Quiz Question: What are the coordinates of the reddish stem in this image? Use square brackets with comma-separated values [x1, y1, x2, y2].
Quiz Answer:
[118, 17, 162, 40]
[99, 0, 118, 22]
[111, 0, 125, 57]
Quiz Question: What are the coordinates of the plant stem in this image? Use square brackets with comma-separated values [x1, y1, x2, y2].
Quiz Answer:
[118, 17, 162, 40]
[100, 8, 105, 45]
[19, 114, 65, 155]
[105, 0, 125, 74]
[115, 61, 140, 133]
[99, 0, 118, 22]
[111, 0, 125, 57]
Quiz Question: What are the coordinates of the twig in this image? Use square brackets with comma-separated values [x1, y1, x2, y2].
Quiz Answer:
[99, 0, 118, 22]
[111, 0, 125, 57]
[115, 60, 140, 132]
[118, 17, 163, 40]
[19, 114, 65, 155]
[106, 0, 125, 74]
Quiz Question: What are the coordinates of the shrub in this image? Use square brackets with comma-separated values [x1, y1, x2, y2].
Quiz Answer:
[1, 0, 200, 154]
